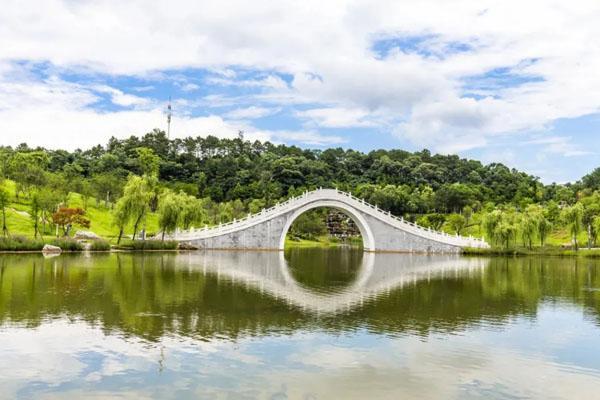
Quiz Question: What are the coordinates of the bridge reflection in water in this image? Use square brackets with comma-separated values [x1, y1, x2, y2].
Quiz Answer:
[3, 252, 600, 343]
[184, 251, 489, 315]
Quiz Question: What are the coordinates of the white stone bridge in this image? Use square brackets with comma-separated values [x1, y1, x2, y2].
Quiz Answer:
[170, 188, 489, 253]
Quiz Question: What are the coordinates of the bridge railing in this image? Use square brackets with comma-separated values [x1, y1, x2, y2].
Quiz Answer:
[171, 188, 489, 248]
[332, 189, 487, 247]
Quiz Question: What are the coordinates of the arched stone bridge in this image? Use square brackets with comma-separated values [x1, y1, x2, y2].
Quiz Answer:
[171, 188, 489, 253]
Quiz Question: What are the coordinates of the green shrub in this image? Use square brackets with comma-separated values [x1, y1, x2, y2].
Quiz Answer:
[0, 235, 45, 251]
[50, 238, 83, 251]
[90, 240, 111, 251]
[119, 239, 178, 251]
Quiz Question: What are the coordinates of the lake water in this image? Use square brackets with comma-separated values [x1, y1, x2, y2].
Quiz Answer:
[1, 249, 600, 399]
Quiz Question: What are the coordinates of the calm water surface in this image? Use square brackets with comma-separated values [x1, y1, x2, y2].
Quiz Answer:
[1, 249, 600, 399]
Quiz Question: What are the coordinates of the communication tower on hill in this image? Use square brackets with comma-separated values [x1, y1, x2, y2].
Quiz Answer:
[166, 96, 172, 139]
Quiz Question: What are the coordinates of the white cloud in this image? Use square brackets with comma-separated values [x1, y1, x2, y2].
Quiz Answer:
[296, 107, 376, 128]
[0, 69, 340, 149]
[270, 130, 346, 146]
[524, 135, 593, 157]
[180, 83, 201, 92]
[1, 0, 600, 158]
[206, 74, 289, 90]
[93, 85, 151, 108]
[224, 106, 280, 120]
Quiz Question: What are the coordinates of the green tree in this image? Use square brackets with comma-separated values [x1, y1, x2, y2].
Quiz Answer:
[417, 213, 446, 230]
[496, 212, 518, 250]
[289, 209, 327, 240]
[580, 193, 600, 248]
[538, 216, 552, 247]
[80, 181, 93, 210]
[38, 190, 62, 237]
[483, 209, 517, 249]
[8, 152, 49, 198]
[593, 216, 600, 247]
[561, 203, 584, 250]
[181, 195, 206, 229]
[520, 207, 539, 250]
[446, 214, 467, 235]
[113, 196, 131, 244]
[136, 147, 161, 177]
[248, 198, 266, 214]
[482, 210, 501, 245]
[127, 176, 152, 240]
[91, 173, 123, 208]
[433, 183, 477, 213]
[30, 191, 42, 238]
[231, 199, 245, 220]
[0, 183, 9, 237]
[114, 175, 152, 242]
[158, 191, 183, 241]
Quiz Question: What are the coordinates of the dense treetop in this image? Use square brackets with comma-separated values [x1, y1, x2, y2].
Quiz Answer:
[2, 128, 600, 249]
[3, 128, 585, 211]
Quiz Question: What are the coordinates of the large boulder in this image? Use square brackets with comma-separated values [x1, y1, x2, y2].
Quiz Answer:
[42, 244, 62, 253]
[74, 230, 101, 241]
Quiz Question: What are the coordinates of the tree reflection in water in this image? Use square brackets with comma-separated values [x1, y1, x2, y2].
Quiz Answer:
[1, 252, 600, 342]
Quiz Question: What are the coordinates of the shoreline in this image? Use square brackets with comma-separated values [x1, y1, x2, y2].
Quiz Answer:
[462, 247, 600, 257]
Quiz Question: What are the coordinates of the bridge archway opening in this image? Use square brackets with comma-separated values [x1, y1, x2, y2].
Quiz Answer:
[279, 202, 376, 251]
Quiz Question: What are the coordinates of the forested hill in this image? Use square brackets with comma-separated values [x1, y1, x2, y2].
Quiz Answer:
[0, 129, 592, 214]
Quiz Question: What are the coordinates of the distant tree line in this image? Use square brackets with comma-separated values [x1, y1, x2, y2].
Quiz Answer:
[1, 128, 600, 247]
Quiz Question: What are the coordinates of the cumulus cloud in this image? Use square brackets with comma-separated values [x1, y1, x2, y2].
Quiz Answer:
[0, 69, 341, 149]
[1, 0, 600, 159]
[296, 107, 377, 128]
[224, 106, 280, 120]
[524, 135, 593, 157]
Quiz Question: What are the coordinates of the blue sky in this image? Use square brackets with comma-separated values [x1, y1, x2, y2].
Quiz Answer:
[1, 1, 600, 183]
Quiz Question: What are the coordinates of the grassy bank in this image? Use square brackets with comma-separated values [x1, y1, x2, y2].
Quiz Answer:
[0, 235, 176, 253]
[462, 246, 600, 257]
[1, 179, 160, 244]
[114, 240, 178, 251]
[285, 236, 362, 248]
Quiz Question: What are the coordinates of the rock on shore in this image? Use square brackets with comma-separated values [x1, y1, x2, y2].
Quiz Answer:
[42, 244, 62, 253]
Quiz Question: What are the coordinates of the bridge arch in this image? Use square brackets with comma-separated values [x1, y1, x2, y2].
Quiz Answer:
[278, 200, 376, 251]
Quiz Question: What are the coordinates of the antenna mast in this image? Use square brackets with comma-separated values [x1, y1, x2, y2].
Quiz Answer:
[166, 96, 172, 139]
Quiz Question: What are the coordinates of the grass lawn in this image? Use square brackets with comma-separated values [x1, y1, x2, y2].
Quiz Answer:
[2, 179, 159, 244]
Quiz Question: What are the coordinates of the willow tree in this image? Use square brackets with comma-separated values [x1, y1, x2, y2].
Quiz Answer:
[538, 214, 552, 247]
[581, 193, 600, 249]
[113, 175, 152, 243]
[180, 194, 206, 230]
[158, 191, 183, 241]
[0, 184, 9, 237]
[561, 203, 584, 250]
[521, 205, 541, 250]
[113, 196, 131, 244]
[482, 210, 501, 246]
[127, 176, 152, 240]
